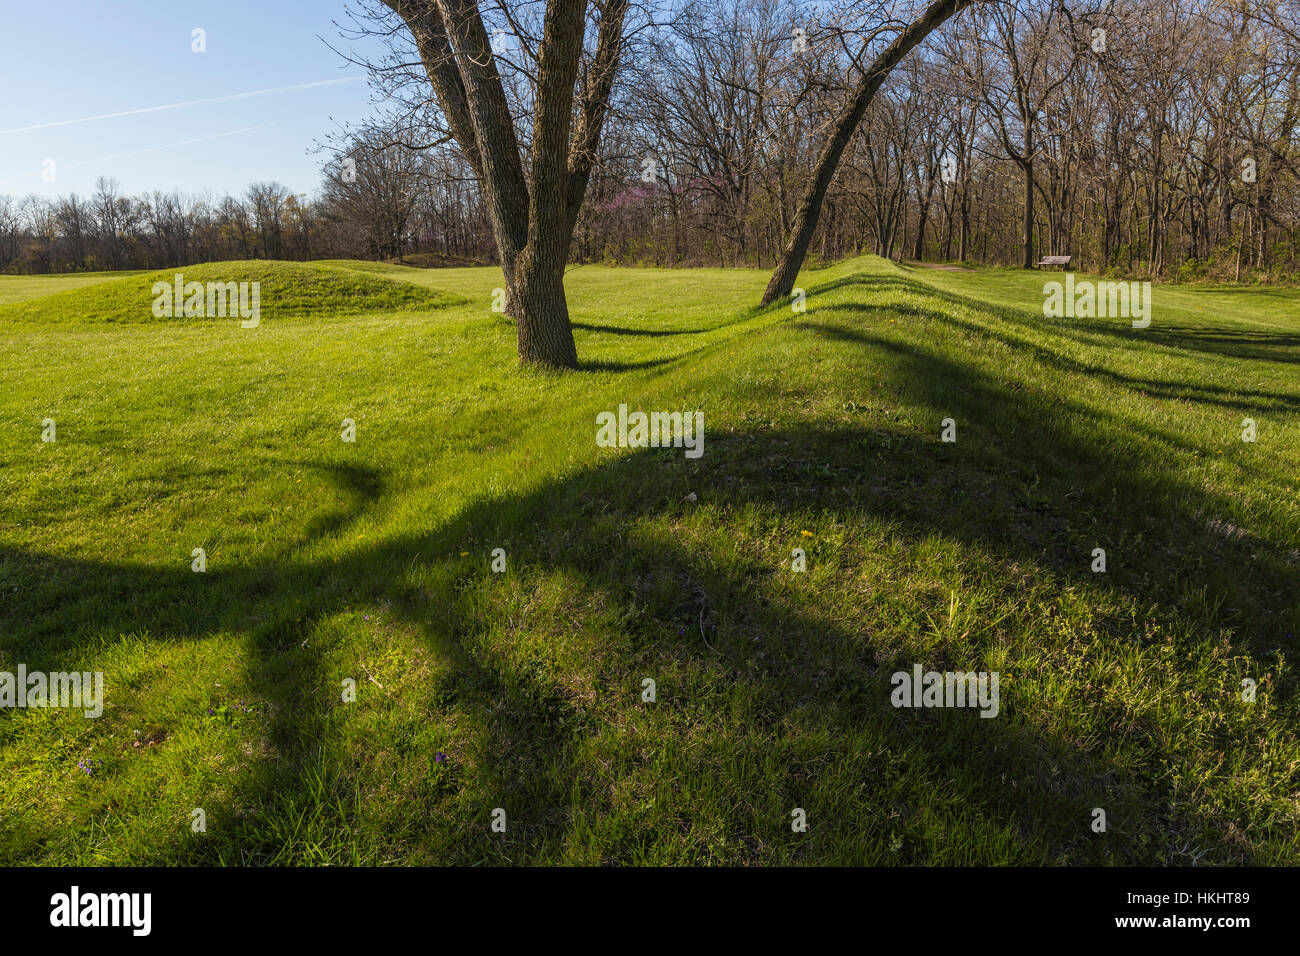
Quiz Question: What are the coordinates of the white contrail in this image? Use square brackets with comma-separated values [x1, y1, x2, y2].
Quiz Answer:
[0, 77, 362, 136]
[0, 124, 275, 184]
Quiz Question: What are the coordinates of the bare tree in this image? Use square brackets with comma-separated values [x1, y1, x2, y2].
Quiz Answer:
[761, 0, 983, 306]
[374, 0, 632, 368]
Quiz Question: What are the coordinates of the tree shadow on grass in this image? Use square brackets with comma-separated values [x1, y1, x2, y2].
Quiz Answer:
[797, 315, 1298, 626]
[1083, 324, 1300, 365]
[808, 271, 1300, 422]
[810, 271, 1300, 367]
[2, 277, 1297, 865]
[571, 321, 712, 338]
[0, 440, 1162, 865]
[578, 357, 677, 373]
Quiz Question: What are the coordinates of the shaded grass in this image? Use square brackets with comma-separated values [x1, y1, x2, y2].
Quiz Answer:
[0, 255, 1296, 865]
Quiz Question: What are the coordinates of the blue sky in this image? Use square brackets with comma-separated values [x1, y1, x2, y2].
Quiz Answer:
[1, 0, 389, 201]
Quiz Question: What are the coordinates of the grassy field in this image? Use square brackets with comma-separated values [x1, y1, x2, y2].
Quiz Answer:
[0, 270, 151, 306]
[1, 255, 1297, 865]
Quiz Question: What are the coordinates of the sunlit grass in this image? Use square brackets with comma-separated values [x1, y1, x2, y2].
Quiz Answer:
[1, 255, 1296, 864]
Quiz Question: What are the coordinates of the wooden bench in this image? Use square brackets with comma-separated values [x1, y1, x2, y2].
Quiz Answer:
[1038, 255, 1071, 269]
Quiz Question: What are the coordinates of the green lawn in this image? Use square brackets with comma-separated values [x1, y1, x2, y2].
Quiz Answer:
[1, 255, 1297, 864]
[0, 270, 151, 305]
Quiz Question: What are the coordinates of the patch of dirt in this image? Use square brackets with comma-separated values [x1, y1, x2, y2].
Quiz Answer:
[907, 261, 973, 272]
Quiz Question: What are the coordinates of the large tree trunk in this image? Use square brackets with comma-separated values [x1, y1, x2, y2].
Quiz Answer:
[387, 0, 627, 369]
[515, 252, 578, 366]
[511, 0, 584, 365]
[760, 0, 977, 306]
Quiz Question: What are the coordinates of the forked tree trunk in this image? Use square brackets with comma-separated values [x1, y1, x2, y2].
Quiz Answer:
[386, 0, 627, 369]
[760, 0, 978, 307]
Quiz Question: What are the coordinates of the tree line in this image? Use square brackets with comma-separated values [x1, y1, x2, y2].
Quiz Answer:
[4, 0, 1296, 365]
[0, 169, 493, 275]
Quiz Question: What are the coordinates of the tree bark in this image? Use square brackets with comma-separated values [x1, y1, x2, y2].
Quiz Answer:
[513, 0, 587, 366]
[387, 0, 628, 368]
[1021, 156, 1034, 268]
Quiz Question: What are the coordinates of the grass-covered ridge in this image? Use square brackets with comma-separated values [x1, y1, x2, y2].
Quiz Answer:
[0, 260, 464, 324]
[0, 256, 1297, 865]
